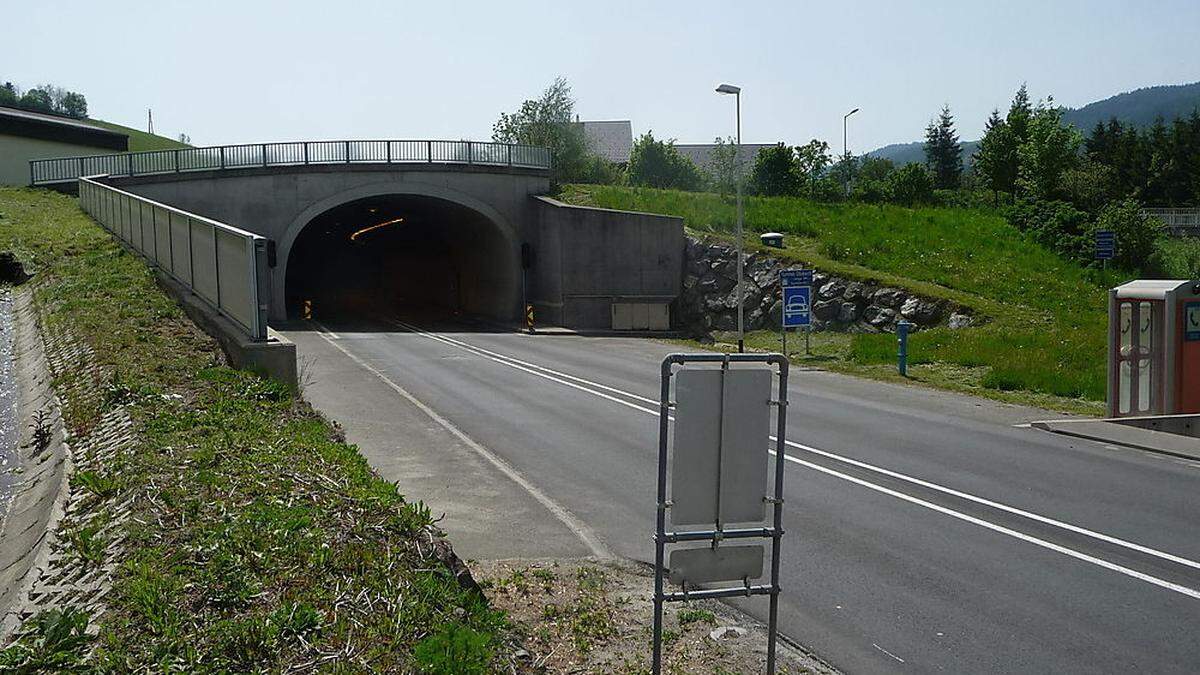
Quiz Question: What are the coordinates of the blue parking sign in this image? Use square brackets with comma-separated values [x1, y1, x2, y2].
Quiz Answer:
[782, 285, 811, 328]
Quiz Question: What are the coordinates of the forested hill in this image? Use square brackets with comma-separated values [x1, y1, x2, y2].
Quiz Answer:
[867, 81, 1200, 166]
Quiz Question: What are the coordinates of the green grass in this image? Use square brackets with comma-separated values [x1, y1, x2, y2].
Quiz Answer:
[86, 118, 191, 152]
[562, 184, 1124, 412]
[0, 187, 514, 671]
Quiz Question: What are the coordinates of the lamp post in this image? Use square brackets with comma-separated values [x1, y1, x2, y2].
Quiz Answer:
[716, 83, 745, 353]
[843, 107, 860, 194]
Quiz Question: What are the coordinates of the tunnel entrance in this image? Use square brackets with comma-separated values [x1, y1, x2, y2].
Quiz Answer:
[284, 194, 518, 322]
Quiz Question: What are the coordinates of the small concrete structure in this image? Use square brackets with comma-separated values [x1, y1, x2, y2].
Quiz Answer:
[0, 106, 126, 185]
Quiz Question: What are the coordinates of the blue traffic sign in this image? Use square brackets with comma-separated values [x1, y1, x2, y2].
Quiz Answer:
[1095, 230, 1116, 260]
[780, 269, 813, 287]
[783, 285, 811, 327]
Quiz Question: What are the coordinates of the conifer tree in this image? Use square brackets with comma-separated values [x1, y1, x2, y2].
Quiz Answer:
[924, 104, 962, 189]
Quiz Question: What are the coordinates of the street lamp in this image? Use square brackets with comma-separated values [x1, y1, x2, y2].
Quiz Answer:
[843, 107, 860, 193]
[716, 83, 745, 353]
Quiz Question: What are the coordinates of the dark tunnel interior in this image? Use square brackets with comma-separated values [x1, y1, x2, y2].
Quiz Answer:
[285, 195, 518, 322]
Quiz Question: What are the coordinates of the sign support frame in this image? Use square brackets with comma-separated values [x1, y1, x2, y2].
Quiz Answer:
[653, 352, 789, 674]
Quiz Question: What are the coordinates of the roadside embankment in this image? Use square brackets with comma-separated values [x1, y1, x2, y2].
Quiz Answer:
[0, 187, 522, 671]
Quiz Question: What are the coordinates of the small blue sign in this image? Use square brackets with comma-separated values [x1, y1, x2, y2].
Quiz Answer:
[782, 285, 811, 327]
[780, 269, 813, 288]
[1186, 302, 1200, 341]
[1095, 230, 1116, 260]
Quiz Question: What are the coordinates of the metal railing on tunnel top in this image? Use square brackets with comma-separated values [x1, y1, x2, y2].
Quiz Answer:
[77, 176, 269, 341]
[30, 139, 553, 185]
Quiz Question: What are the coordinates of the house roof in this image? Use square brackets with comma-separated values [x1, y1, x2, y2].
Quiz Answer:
[674, 143, 780, 176]
[0, 106, 128, 151]
[579, 120, 633, 163]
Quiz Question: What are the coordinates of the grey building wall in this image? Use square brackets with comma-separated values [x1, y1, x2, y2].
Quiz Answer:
[1, 135, 127, 186]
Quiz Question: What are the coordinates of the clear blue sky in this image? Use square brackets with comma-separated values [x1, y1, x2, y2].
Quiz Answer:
[3, 1, 1197, 152]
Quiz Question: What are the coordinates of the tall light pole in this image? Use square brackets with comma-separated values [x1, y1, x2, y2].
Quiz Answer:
[716, 83, 745, 353]
[843, 107, 860, 194]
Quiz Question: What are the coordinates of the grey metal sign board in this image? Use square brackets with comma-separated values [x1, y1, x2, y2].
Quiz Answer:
[669, 545, 764, 586]
[670, 367, 771, 526]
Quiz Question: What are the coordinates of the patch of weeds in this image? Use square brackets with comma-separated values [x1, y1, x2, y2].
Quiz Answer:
[412, 622, 494, 675]
[0, 607, 92, 671]
[576, 565, 608, 592]
[73, 470, 123, 499]
[66, 521, 107, 566]
[28, 409, 52, 453]
[677, 608, 716, 627]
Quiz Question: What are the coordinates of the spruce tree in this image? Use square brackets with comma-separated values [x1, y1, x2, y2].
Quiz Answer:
[974, 109, 1016, 199]
[924, 104, 962, 189]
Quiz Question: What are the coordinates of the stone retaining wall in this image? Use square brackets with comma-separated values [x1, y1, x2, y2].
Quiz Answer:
[677, 236, 974, 336]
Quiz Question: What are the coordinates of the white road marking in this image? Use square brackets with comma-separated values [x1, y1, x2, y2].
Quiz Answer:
[395, 319, 1200, 575]
[310, 325, 613, 560]
[374, 320, 1200, 600]
[873, 643, 906, 663]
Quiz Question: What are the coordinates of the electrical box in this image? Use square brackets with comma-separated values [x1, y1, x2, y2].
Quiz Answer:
[1107, 279, 1200, 417]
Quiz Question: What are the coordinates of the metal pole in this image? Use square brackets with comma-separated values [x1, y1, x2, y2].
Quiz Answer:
[806, 323, 811, 356]
[652, 358, 674, 674]
[766, 356, 790, 674]
[736, 91, 745, 353]
[897, 320, 911, 376]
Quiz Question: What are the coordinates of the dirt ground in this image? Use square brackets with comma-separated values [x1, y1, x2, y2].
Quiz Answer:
[473, 558, 837, 674]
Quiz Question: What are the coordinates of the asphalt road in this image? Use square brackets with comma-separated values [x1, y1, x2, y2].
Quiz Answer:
[283, 317, 1200, 673]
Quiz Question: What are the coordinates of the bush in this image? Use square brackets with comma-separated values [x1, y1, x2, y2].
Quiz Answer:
[749, 144, 800, 196]
[1090, 198, 1164, 271]
[1156, 237, 1200, 279]
[851, 179, 890, 204]
[887, 163, 934, 206]
[413, 623, 494, 674]
[575, 153, 624, 185]
[628, 132, 704, 191]
[1006, 198, 1090, 260]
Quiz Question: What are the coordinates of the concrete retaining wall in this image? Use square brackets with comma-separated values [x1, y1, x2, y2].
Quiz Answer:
[532, 197, 685, 329]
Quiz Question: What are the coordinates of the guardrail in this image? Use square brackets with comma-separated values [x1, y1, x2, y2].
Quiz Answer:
[1144, 208, 1200, 237]
[78, 176, 269, 341]
[31, 139, 552, 185]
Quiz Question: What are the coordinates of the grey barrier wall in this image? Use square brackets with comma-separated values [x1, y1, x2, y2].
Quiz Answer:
[31, 140, 552, 185]
[77, 176, 268, 341]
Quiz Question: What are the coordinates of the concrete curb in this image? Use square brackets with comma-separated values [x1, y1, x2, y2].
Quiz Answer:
[0, 287, 71, 642]
[1030, 418, 1200, 461]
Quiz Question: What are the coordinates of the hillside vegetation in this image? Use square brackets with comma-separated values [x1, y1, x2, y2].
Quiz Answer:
[87, 118, 190, 152]
[561, 184, 1123, 411]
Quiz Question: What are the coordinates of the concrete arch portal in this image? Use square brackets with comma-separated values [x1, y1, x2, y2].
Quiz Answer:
[284, 191, 519, 321]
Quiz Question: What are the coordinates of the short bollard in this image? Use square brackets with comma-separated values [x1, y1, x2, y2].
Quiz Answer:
[897, 320, 912, 376]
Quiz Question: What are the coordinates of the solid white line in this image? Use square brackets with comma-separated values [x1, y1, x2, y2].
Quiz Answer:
[779, 450, 1200, 600]
[395, 318, 1200, 575]
[373, 320, 1200, 599]
[872, 643, 906, 664]
[310, 325, 613, 560]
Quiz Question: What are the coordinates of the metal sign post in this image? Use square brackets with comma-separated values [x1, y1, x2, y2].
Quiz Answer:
[653, 352, 789, 674]
[780, 269, 812, 357]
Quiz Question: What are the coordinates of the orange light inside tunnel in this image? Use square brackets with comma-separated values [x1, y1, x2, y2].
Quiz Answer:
[349, 217, 404, 242]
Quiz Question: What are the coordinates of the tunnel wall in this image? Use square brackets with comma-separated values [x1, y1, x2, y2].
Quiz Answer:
[532, 196, 684, 330]
[115, 165, 549, 322]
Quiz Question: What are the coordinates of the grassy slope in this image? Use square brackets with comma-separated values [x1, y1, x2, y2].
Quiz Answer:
[561, 184, 1124, 413]
[86, 118, 190, 152]
[0, 188, 512, 671]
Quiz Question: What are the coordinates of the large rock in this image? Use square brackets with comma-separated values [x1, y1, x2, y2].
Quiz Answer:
[813, 299, 840, 320]
[900, 297, 941, 324]
[838, 302, 862, 323]
[948, 312, 973, 329]
[819, 280, 847, 300]
[863, 305, 897, 327]
[872, 287, 905, 308]
[698, 273, 735, 295]
[844, 281, 868, 303]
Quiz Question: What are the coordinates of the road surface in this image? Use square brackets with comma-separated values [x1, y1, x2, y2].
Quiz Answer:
[281, 317, 1200, 673]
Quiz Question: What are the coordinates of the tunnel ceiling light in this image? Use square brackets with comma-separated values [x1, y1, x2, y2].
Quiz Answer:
[350, 217, 404, 242]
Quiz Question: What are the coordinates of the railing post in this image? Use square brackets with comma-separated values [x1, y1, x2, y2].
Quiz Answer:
[127, 153, 133, 177]
[345, 140, 351, 163]
[467, 141, 473, 165]
[220, 146, 226, 170]
[78, 157, 84, 179]
[262, 143, 268, 167]
[427, 140, 433, 163]
[386, 141, 391, 163]
[174, 149, 180, 173]
[303, 142, 309, 165]
[507, 144, 512, 166]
